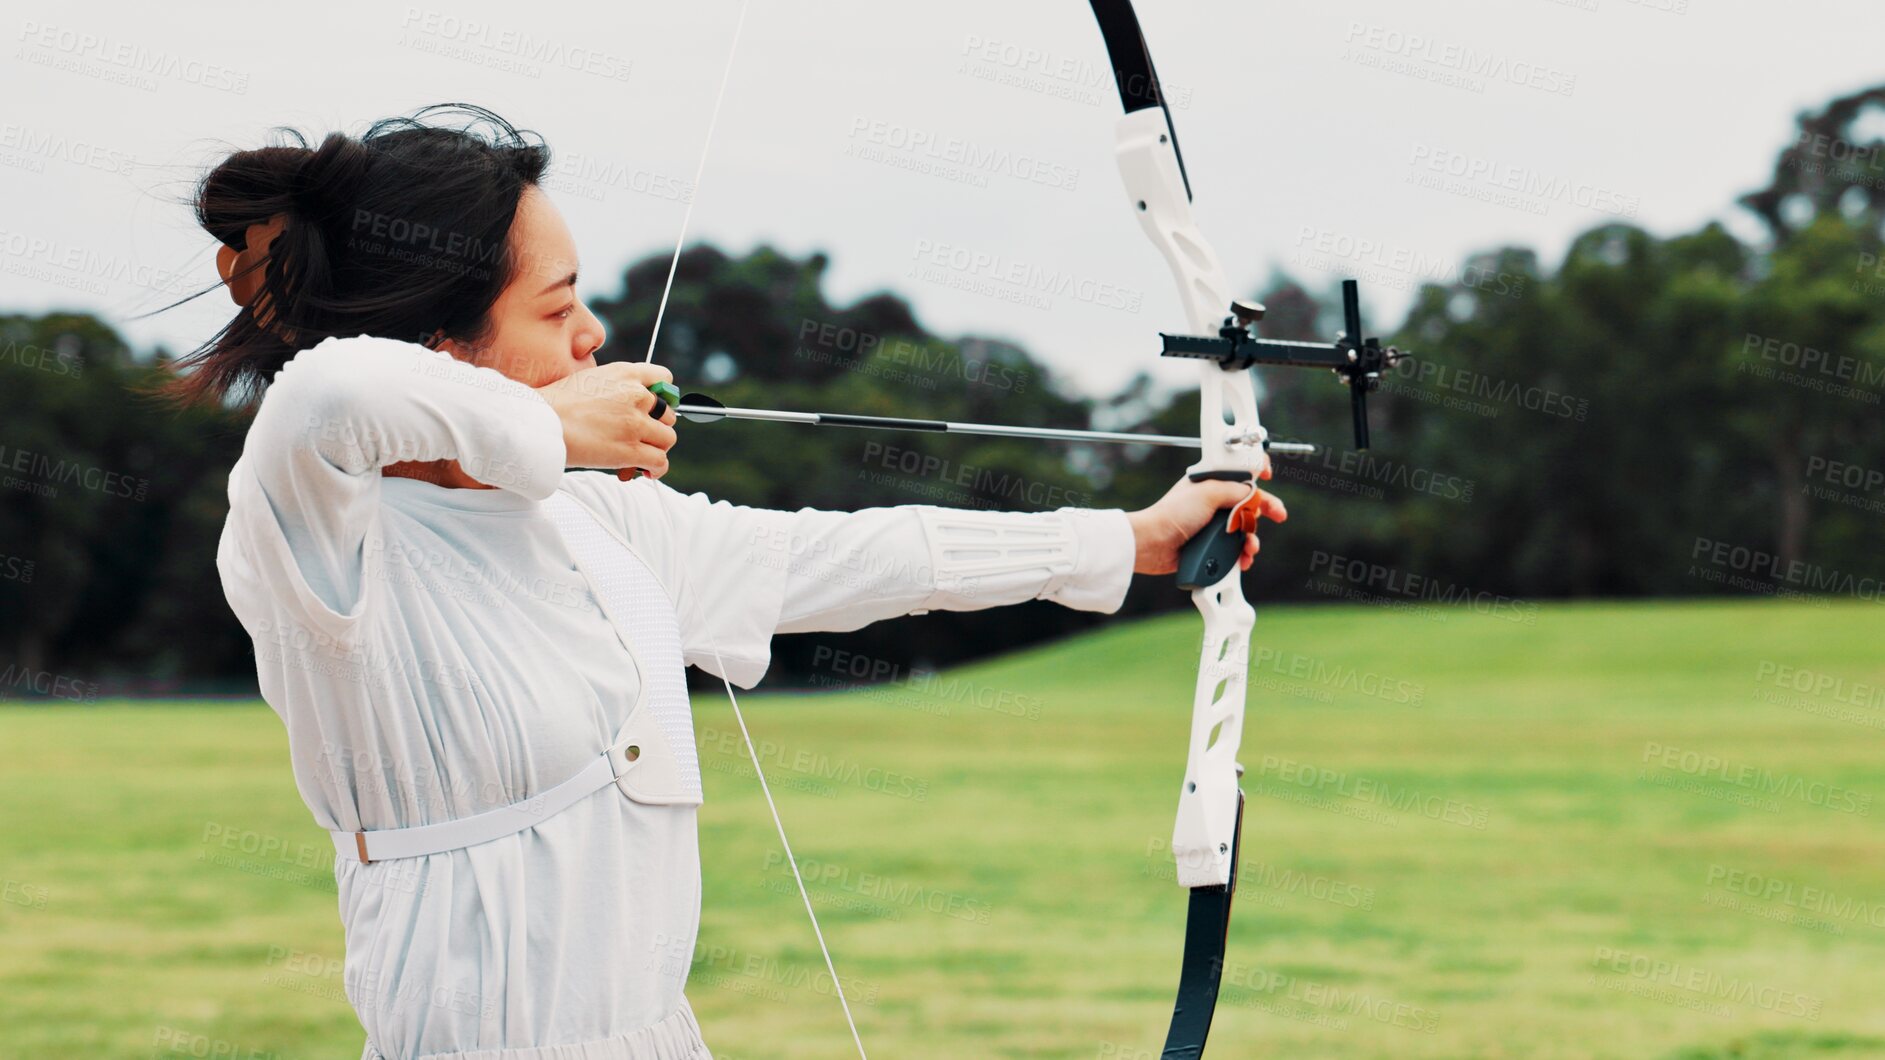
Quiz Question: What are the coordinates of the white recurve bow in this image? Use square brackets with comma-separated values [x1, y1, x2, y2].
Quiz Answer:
[631, 3, 1404, 1056]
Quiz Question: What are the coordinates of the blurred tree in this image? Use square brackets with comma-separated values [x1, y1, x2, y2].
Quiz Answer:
[1740, 86, 1885, 245]
[0, 315, 247, 690]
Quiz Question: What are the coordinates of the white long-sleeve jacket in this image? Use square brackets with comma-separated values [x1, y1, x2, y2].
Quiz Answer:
[215, 334, 1134, 1057]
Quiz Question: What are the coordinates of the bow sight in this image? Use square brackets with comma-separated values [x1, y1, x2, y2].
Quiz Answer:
[1158, 279, 1410, 451]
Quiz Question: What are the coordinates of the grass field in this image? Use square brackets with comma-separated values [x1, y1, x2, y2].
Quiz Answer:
[3, 599, 1884, 1058]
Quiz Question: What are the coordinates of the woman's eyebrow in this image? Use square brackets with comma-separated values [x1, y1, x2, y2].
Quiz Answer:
[535, 270, 578, 297]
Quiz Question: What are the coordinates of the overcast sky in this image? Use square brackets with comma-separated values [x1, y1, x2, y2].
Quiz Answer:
[2, 0, 1876, 396]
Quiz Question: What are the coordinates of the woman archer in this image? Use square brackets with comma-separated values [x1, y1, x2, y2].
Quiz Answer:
[179, 104, 1284, 1060]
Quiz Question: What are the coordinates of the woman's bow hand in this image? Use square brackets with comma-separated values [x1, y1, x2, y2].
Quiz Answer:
[1127, 474, 1287, 576]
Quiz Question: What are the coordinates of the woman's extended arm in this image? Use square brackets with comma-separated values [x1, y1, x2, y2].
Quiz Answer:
[669, 492, 1133, 687]
[568, 472, 1282, 689]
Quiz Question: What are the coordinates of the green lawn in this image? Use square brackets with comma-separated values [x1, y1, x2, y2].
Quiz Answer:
[4, 600, 1884, 1058]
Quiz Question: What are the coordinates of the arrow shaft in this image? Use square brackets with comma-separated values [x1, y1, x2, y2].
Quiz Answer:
[674, 402, 1317, 455]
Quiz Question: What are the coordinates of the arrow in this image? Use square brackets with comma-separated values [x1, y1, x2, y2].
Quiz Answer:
[667, 391, 1319, 456]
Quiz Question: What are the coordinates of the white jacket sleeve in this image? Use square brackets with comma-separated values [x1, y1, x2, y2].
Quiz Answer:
[217, 335, 566, 632]
[560, 475, 1135, 689]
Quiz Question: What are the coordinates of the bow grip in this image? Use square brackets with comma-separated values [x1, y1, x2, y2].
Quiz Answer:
[1174, 471, 1254, 591]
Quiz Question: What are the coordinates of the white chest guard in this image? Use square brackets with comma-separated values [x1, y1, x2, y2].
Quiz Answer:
[331, 490, 701, 865]
[543, 491, 702, 807]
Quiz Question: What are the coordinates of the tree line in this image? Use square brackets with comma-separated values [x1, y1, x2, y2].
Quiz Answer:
[2, 87, 1881, 697]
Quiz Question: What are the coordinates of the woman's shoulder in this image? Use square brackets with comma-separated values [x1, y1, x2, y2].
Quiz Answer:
[302, 332, 429, 355]
[274, 333, 436, 376]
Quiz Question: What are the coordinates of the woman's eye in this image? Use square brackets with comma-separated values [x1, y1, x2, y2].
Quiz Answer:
[555, 305, 575, 320]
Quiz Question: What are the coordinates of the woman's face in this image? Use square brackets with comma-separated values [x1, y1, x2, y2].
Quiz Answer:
[443, 185, 607, 388]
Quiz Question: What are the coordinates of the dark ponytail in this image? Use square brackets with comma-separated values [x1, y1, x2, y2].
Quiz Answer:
[166, 103, 550, 406]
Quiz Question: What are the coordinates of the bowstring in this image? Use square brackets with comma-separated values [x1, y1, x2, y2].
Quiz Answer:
[642, 0, 751, 366]
[709, 647, 868, 1060]
[639, 4, 869, 1056]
